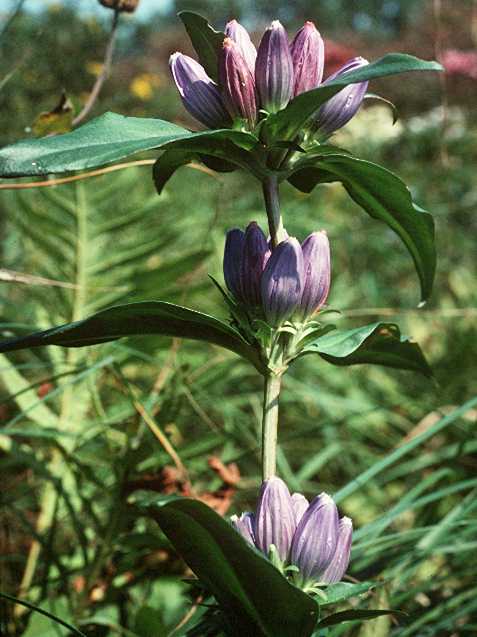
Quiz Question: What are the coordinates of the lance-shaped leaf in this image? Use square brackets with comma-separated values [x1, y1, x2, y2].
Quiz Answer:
[0, 301, 266, 373]
[178, 11, 225, 83]
[319, 581, 376, 606]
[131, 493, 319, 637]
[288, 155, 435, 303]
[0, 113, 257, 179]
[301, 322, 432, 377]
[262, 54, 442, 144]
[0, 113, 190, 177]
[153, 129, 265, 194]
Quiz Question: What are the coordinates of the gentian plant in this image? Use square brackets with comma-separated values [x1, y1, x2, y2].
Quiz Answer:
[0, 11, 443, 637]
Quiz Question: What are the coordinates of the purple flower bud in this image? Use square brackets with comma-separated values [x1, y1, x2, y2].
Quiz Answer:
[313, 57, 369, 136]
[291, 493, 309, 525]
[231, 512, 255, 546]
[240, 222, 269, 307]
[321, 516, 353, 584]
[290, 492, 339, 583]
[219, 37, 257, 128]
[254, 477, 296, 562]
[223, 228, 245, 301]
[225, 19, 257, 75]
[261, 237, 304, 326]
[290, 21, 324, 96]
[299, 230, 331, 319]
[169, 53, 231, 129]
[255, 20, 294, 113]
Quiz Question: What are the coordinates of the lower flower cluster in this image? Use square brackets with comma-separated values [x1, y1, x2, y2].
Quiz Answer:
[231, 477, 352, 591]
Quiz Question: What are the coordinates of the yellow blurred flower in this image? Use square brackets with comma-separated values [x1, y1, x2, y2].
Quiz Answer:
[86, 61, 104, 77]
[129, 73, 161, 101]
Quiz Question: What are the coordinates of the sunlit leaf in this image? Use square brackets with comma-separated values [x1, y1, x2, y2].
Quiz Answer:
[302, 322, 432, 377]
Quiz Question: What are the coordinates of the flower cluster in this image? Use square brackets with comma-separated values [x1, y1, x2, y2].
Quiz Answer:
[170, 19, 368, 136]
[232, 477, 352, 590]
[223, 222, 330, 327]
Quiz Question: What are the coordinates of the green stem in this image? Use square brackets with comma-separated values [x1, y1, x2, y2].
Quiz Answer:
[261, 176, 284, 480]
[261, 373, 282, 480]
[72, 8, 120, 127]
[262, 175, 284, 249]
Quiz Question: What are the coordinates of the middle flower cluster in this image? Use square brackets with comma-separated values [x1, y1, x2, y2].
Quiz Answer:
[223, 222, 330, 326]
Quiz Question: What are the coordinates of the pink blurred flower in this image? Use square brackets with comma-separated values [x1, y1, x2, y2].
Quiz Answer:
[441, 49, 477, 80]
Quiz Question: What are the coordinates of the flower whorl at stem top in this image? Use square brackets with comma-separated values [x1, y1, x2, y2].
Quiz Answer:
[170, 18, 368, 136]
[223, 222, 330, 326]
[231, 477, 352, 589]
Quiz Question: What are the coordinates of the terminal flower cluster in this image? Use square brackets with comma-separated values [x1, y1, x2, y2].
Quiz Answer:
[170, 19, 368, 137]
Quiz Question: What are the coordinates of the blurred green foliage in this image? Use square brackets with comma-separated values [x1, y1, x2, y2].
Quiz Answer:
[1, 1, 477, 636]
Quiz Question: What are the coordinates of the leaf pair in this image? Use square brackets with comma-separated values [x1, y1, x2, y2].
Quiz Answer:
[0, 300, 432, 377]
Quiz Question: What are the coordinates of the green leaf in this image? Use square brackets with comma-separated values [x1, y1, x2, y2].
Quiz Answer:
[0, 301, 265, 373]
[317, 609, 406, 629]
[263, 54, 442, 143]
[0, 113, 260, 181]
[178, 11, 225, 82]
[199, 153, 238, 173]
[0, 113, 190, 177]
[320, 581, 375, 606]
[288, 155, 435, 303]
[302, 322, 432, 377]
[132, 494, 318, 637]
[153, 149, 195, 195]
[153, 129, 263, 194]
[364, 93, 399, 124]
